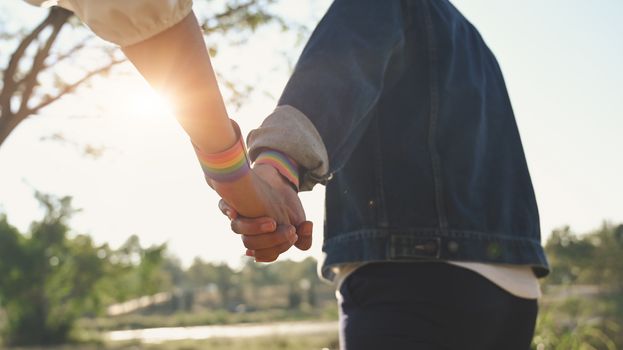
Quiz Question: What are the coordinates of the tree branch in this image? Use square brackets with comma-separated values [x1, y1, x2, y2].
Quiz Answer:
[202, 0, 264, 33]
[43, 36, 92, 71]
[17, 9, 70, 115]
[0, 11, 55, 116]
[1, 8, 73, 122]
[27, 59, 125, 116]
[2, 11, 54, 90]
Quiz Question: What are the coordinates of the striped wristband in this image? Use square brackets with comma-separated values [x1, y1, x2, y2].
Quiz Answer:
[254, 149, 300, 191]
[193, 120, 251, 183]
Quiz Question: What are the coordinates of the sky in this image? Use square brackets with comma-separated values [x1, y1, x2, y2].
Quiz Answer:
[0, 0, 621, 268]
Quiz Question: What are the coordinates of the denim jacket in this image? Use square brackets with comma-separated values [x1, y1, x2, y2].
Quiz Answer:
[248, 0, 549, 280]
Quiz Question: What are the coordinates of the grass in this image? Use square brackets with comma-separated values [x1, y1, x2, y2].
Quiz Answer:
[532, 292, 622, 350]
[7, 332, 340, 350]
[77, 305, 338, 332]
[8, 291, 623, 349]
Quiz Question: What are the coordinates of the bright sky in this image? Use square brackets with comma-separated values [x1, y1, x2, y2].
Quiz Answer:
[0, 0, 621, 268]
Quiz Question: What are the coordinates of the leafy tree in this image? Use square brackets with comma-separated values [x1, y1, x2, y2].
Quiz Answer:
[0, 193, 175, 346]
[523, 223, 623, 349]
[94, 235, 171, 304]
[585, 223, 623, 291]
[544, 223, 623, 290]
[187, 258, 238, 307]
[0, 193, 106, 345]
[544, 226, 595, 285]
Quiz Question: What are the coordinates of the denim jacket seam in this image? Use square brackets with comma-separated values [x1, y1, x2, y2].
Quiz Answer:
[323, 228, 543, 247]
[326, 36, 406, 175]
[372, 115, 389, 227]
[420, 0, 449, 232]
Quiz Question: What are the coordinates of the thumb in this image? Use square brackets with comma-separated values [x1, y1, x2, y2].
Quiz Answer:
[218, 199, 238, 220]
[294, 221, 313, 251]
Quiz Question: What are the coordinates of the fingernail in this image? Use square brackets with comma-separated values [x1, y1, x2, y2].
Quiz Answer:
[246, 250, 254, 257]
[225, 210, 233, 219]
[287, 227, 298, 244]
[260, 221, 275, 232]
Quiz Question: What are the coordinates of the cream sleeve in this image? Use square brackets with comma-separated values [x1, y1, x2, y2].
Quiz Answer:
[24, 0, 193, 47]
[247, 105, 331, 192]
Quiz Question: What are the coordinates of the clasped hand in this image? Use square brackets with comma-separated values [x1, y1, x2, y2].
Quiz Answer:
[218, 163, 312, 262]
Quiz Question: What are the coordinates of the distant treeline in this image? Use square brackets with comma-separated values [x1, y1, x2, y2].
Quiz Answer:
[543, 222, 623, 291]
[0, 194, 333, 346]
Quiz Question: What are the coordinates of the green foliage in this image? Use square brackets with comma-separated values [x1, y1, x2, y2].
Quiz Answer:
[543, 223, 623, 290]
[533, 222, 623, 349]
[0, 194, 103, 345]
[533, 296, 621, 350]
[0, 193, 336, 346]
[95, 235, 170, 305]
[0, 194, 170, 346]
[182, 256, 328, 312]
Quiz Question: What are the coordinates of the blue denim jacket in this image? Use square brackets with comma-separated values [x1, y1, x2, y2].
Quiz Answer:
[248, 0, 549, 280]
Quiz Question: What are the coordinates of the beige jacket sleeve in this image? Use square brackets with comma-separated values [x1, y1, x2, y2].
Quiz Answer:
[247, 105, 331, 191]
[24, 0, 193, 47]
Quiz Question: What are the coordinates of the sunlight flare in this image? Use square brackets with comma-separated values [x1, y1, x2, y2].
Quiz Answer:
[129, 88, 175, 120]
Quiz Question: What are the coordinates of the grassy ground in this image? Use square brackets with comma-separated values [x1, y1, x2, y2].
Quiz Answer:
[532, 292, 622, 349]
[78, 305, 338, 332]
[7, 332, 340, 350]
[8, 293, 622, 350]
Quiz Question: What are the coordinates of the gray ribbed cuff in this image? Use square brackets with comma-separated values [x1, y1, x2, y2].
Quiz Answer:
[247, 105, 331, 191]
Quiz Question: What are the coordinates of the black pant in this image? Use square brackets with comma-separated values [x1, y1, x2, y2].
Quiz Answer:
[338, 262, 538, 350]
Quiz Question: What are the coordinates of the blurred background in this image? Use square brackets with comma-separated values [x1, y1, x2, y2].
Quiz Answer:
[0, 0, 621, 349]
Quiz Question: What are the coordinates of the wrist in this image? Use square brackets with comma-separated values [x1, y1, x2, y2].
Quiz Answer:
[254, 149, 300, 191]
[193, 119, 251, 184]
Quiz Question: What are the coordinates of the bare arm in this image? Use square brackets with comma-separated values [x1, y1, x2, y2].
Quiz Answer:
[121, 12, 233, 153]
[120, 12, 312, 261]
[121, 12, 268, 218]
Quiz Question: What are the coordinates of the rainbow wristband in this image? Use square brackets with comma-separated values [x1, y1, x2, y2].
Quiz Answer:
[254, 149, 300, 191]
[193, 120, 251, 183]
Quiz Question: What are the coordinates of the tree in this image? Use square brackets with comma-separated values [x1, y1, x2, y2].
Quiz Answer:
[187, 258, 239, 308]
[544, 223, 623, 290]
[0, 0, 290, 148]
[539, 223, 623, 349]
[95, 235, 171, 304]
[0, 193, 176, 346]
[0, 193, 106, 345]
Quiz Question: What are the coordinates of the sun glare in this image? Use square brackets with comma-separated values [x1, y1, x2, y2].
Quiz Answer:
[129, 88, 175, 121]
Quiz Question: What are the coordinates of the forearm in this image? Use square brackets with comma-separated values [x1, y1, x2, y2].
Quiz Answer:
[121, 12, 235, 152]
[122, 12, 267, 216]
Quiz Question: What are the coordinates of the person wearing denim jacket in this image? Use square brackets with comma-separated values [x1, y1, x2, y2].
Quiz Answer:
[242, 0, 550, 348]
[26, 0, 550, 347]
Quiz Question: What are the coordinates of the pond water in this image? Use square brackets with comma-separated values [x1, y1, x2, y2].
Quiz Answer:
[106, 320, 339, 344]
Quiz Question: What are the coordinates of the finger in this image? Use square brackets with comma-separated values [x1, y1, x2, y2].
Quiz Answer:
[294, 221, 313, 251]
[230, 216, 277, 235]
[253, 240, 295, 262]
[218, 200, 238, 220]
[286, 198, 307, 228]
[241, 225, 297, 250]
[207, 178, 216, 190]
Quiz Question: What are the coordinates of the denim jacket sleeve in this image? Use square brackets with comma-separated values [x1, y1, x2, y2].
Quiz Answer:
[247, 0, 406, 191]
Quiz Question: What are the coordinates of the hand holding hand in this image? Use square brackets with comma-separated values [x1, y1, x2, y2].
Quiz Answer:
[218, 163, 312, 262]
